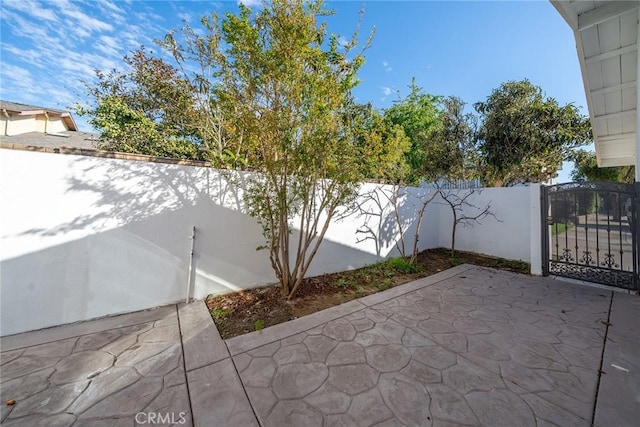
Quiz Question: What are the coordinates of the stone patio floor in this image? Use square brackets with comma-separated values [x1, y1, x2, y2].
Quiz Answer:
[1, 265, 638, 426]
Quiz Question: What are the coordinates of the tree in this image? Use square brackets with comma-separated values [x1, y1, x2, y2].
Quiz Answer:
[570, 150, 635, 183]
[355, 183, 438, 264]
[161, 0, 373, 298]
[354, 83, 442, 265]
[389, 185, 439, 264]
[427, 96, 496, 257]
[383, 79, 441, 184]
[427, 96, 479, 182]
[475, 79, 592, 187]
[76, 48, 203, 160]
[348, 103, 410, 183]
[361, 84, 454, 265]
[569, 150, 634, 222]
[436, 185, 496, 257]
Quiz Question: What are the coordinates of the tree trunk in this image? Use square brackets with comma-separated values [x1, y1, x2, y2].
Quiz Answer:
[411, 210, 423, 264]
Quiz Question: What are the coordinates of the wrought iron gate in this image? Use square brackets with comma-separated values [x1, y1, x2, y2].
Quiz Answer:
[542, 182, 639, 291]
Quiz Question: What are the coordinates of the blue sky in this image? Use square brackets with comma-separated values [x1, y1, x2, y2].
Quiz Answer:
[0, 0, 588, 181]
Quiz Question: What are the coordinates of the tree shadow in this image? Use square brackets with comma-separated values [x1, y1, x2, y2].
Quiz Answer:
[1, 152, 410, 334]
[9, 156, 245, 238]
[352, 183, 440, 258]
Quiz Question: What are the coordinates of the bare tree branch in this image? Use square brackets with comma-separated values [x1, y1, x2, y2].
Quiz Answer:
[436, 181, 500, 257]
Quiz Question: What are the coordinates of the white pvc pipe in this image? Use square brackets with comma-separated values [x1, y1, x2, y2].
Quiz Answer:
[186, 226, 196, 304]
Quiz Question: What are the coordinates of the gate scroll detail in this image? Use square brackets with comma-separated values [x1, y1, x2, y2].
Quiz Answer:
[541, 182, 639, 291]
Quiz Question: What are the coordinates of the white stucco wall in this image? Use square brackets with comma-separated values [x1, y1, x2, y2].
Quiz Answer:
[435, 185, 541, 268]
[1, 150, 223, 335]
[41, 116, 68, 133]
[5, 115, 35, 136]
[34, 115, 46, 133]
[1, 113, 68, 136]
[0, 150, 442, 335]
[0, 149, 540, 336]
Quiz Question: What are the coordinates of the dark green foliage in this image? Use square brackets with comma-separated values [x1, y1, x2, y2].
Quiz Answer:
[383, 79, 441, 184]
[570, 150, 635, 183]
[76, 48, 205, 160]
[348, 103, 411, 183]
[475, 79, 592, 186]
[427, 96, 479, 181]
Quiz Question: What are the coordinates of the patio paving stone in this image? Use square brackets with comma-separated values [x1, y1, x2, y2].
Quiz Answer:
[1, 306, 191, 426]
[593, 293, 640, 427]
[1, 265, 638, 425]
[226, 266, 629, 426]
[187, 358, 258, 427]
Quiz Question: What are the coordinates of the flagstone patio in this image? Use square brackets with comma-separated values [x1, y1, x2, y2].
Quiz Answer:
[1, 265, 638, 426]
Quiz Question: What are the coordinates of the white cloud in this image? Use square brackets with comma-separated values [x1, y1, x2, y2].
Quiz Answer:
[3, 45, 46, 69]
[382, 60, 392, 72]
[2, 1, 57, 21]
[0, 63, 39, 101]
[0, 0, 206, 129]
[380, 86, 393, 96]
[239, 0, 262, 7]
[2, 11, 50, 41]
[57, 58, 96, 79]
[98, 0, 124, 15]
[97, 36, 121, 57]
[99, 35, 120, 51]
[57, 0, 113, 34]
[177, 12, 193, 22]
[95, 0, 127, 25]
[0, 63, 35, 84]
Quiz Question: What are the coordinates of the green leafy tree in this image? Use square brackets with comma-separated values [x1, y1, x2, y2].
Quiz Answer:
[163, 0, 373, 298]
[427, 96, 479, 181]
[475, 79, 592, 186]
[348, 103, 410, 183]
[570, 150, 635, 183]
[161, 15, 246, 167]
[76, 48, 203, 160]
[366, 82, 444, 265]
[383, 79, 441, 184]
[569, 150, 634, 221]
[428, 96, 493, 257]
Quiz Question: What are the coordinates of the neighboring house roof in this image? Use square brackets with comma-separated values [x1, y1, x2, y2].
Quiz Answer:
[0, 99, 99, 149]
[0, 131, 99, 150]
[1, 100, 78, 132]
[0, 100, 67, 114]
[551, 1, 638, 168]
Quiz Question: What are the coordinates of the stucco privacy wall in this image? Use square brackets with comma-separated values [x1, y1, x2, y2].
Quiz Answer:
[0, 149, 439, 335]
[0, 148, 539, 335]
[435, 185, 542, 274]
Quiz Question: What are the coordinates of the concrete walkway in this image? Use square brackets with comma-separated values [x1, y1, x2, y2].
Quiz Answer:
[1, 265, 638, 426]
